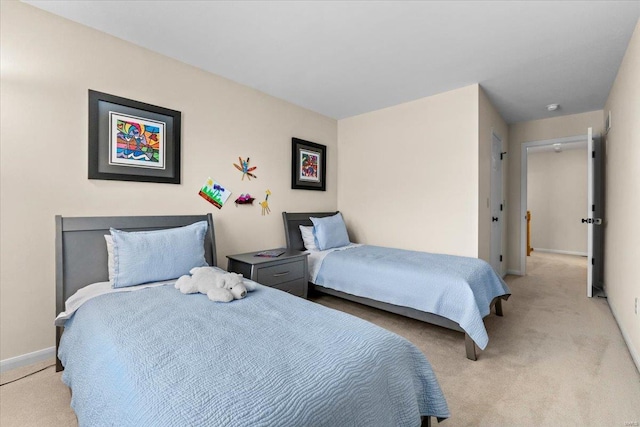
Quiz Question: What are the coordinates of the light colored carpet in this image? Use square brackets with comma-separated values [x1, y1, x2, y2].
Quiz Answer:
[1, 252, 638, 426]
[0, 359, 75, 426]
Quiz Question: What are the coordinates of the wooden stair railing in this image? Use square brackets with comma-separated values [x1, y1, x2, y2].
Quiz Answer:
[526, 210, 533, 256]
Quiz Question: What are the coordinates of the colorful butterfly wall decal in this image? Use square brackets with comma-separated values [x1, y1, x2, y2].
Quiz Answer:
[233, 157, 257, 180]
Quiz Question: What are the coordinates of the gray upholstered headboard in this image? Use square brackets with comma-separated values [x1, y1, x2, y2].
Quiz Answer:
[282, 212, 338, 251]
[55, 214, 215, 370]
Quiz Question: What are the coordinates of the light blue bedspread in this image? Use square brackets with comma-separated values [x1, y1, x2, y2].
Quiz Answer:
[315, 245, 511, 349]
[59, 283, 449, 426]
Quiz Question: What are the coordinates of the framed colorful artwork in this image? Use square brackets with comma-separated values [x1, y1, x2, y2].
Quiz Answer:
[88, 90, 181, 184]
[291, 138, 326, 191]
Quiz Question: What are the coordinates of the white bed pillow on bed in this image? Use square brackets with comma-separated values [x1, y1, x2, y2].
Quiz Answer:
[310, 213, 350, 250]
[299, 225, 318, 251]
[110, 221, 208, 289]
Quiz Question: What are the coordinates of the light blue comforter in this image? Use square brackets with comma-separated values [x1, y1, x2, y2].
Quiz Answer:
[59, 283, 449, 426]
[315, 245, 511, 349]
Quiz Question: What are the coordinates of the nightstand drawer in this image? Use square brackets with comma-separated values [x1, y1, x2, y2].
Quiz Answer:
[257, 260, 304, 286]
[227, 249, 308, 299]
[272, 278, 306, 297]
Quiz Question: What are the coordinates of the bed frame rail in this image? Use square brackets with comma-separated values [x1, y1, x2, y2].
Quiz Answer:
[312, 284, 508, 361]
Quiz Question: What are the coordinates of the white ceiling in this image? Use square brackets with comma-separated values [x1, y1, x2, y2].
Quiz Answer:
[24, 1, 640, 123]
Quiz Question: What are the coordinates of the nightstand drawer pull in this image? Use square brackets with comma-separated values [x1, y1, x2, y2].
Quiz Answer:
[272, 271, 290, 277]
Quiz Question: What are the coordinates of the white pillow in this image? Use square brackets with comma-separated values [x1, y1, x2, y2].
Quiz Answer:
[299, 225, 318, 251]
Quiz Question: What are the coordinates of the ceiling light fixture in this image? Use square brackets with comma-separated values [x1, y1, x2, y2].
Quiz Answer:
[546, 103, 559, 112]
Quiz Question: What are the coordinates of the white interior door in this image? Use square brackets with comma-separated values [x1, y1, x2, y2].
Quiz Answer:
[587, 127, 594, 297]
[584, 127, 604, 297]
[490, 132, 503, 275]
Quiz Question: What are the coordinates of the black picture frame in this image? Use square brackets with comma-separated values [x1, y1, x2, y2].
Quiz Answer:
[88, 90, 181, 184]
[291, 138, 326, 191]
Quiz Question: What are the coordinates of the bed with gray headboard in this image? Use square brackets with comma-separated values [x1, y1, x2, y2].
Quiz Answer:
[282, 211, 510, 361]
[55, 214, 216, 371]
[54, 214, 449, 425]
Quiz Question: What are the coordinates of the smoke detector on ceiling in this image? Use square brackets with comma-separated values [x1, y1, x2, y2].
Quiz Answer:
[553, 143, 562, 152]
[546, 103, 559, 112]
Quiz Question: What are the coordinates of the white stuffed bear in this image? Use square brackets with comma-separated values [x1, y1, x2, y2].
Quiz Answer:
[175, 267, 256, 302]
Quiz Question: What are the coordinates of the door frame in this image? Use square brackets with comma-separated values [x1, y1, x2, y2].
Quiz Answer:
[519, 134, 587, 276]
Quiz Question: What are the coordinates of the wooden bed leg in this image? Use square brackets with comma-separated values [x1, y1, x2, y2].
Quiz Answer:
[495, 298, 503, 317]
[465, 333, 477, 361]
[421, 416, 432, 427]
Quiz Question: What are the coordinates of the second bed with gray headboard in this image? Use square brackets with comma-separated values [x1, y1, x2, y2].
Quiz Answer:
[282, 211, 511, 360]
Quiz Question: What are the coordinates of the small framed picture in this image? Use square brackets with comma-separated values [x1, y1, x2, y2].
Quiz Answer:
[88, 90, 181, 184]
[291, 138, 326, 191]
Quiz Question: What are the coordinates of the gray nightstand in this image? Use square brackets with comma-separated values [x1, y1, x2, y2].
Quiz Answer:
[226, 249, 309, 298]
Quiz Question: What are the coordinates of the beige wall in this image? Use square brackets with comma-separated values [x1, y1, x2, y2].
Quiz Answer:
[506, 110, 603, 273]
[478, 87, 508, 267]
[603, 19, 640, 370]
[337, 85, 480, 257]
[527, 148, 588, 254]
[0, 1, 338, 360]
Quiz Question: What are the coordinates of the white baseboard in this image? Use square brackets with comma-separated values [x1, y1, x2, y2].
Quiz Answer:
[533, 248, 588, 257]
[608, 298, 640, 375]
[506, 269, 524, 276]
[0, 346, 55, 373]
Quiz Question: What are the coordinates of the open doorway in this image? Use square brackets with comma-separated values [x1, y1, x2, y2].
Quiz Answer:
[525, 138, 589, 283]
[527, 140, 588, 257]
[519, 135, 588, 278]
